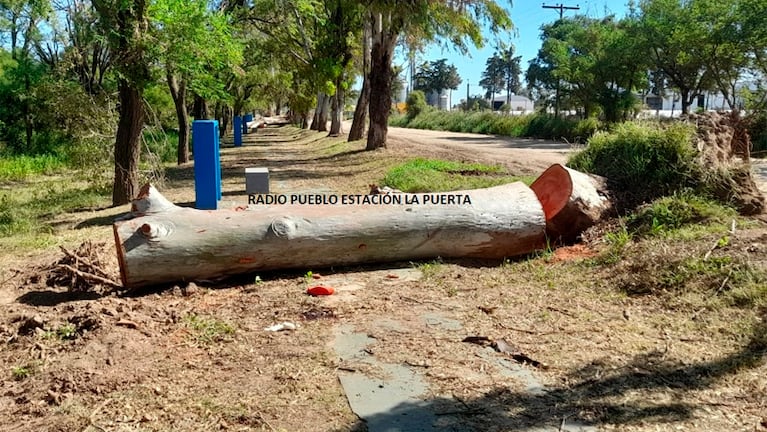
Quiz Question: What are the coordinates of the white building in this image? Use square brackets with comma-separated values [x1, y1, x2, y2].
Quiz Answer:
[492, 95, 535, 113]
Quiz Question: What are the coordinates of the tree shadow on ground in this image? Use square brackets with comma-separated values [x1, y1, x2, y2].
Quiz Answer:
[338, 316, 766, 431]
[16, 290, 102, 306]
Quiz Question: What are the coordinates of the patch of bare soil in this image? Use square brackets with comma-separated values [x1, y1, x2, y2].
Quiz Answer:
[1, 124, 766, 431]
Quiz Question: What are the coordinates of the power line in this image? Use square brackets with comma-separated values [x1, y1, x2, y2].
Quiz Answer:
[542, 3, 580, 20]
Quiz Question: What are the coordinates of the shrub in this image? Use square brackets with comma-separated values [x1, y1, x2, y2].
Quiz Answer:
[406, 90, 428, 120]
[568, 122, 697, 207]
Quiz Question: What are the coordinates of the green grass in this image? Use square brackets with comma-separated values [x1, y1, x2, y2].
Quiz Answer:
[0, 154, 68, 182]
[382, 158, 532, 192]
[0, 182, 111, 238]
[183, 313, 235, 344]
[627, 193, 738, 238]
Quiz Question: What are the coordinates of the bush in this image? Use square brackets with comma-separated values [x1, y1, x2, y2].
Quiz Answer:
[568, 122, 698, 207]
[406, 90, 428, 120]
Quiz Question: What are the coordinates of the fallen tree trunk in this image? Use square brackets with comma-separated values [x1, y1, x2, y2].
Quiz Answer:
[113, 164, 613, 288]
[114, 183, 548, 288]
[530, 164, 613, 243]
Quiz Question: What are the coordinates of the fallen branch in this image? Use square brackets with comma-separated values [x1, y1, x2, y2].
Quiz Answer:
[57, 264, 122, 289]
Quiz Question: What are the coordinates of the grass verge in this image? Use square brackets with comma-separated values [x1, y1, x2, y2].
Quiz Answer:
[382, 158, 533, 192]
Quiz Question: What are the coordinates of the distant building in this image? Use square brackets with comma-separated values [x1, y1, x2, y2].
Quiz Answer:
[492, 95, 534, 112]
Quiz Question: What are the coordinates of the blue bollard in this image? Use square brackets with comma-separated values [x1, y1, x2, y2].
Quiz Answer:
[192, 120, 221, 210]
[233, 116, 242, 147]
[244, 113, 254, 134]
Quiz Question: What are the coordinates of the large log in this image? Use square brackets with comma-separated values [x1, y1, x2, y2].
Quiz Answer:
[530, 164, 613, 243]
[114, 183, 548, 288]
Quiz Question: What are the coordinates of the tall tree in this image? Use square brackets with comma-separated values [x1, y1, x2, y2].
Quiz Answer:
[481, 46, 521, 109]
[528, 15, 648, 121]
[149, 0, 241, 164]
[636, 0, 714, 114]
[364, 0, 512, 150]
[92, 0, 150, 205]
[347, 13, 370, 141]
[413, 58, 461, 107]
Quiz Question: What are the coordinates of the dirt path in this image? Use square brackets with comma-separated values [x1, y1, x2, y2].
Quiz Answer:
[385, 126, 573, 175]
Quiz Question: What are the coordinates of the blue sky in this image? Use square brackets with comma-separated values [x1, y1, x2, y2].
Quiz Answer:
[399, 0, 631, 97]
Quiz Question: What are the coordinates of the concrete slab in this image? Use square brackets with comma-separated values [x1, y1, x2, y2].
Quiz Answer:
[334, 324, 437, 432]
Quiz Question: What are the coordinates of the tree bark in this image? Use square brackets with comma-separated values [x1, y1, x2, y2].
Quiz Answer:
[366, 13, 397, 150]
[167, 70, 189, 164]
[192, 94, 209, 119]
[316, 93, 329, 132]
[348, 16, 371, 142]
[114, 182, 547, 288]
[329, 82, 344, 136]
[310, 93, 323, 130]
[112, 78, 145, 205]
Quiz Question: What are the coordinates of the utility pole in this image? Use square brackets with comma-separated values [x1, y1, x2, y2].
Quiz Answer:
[542, 3, 580, 20]
[543, 3, 580, 117]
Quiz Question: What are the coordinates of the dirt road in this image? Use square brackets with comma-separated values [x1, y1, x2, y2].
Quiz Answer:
[344, 122, 573, 175]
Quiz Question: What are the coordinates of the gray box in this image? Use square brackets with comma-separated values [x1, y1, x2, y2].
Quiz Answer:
[245, 167, 269, 194]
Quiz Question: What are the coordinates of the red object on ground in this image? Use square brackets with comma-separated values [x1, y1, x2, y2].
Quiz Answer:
[307, 286, 335, 296]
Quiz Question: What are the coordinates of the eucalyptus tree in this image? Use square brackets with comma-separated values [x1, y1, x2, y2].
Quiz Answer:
[91, 0, 150, 205]
[149, 0, 241, 164]
[362, 0, 512, 150]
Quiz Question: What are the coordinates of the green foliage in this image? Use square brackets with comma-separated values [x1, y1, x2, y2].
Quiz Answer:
[413, 59, 462, 96]
[568, 121, 697, 206]
[394, 109, 599, 143]
[0, 154, 67, 181]
[56, 323, 77, 340]
[480, 46, 521, 101]
[11, 365, 31, 381]
[0, 183, 110, 238]
[406, 90, 428, 120]
[627, 194, 737, 237]
[528, 15, 648, 121]
[183, 313, 235, 344]
[382, 158, 530, 193]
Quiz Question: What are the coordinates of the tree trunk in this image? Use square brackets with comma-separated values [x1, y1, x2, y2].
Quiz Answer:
[366, 13, 397, 150]
[329, 82, 344, 136]
[680, 88, 691, 114]
[192, 94, 209, 119]
[113, 182, 547, 288]
[310, 93, 323, 130]
[167, 71, 189, 164]
[348, 16, 371, 142]
[348, 76, 370, 141]
[112, 78, 145, 206]
[316, 93, 329, 132]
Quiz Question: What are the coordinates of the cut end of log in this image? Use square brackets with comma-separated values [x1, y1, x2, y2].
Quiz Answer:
[531, 164, 613, 243]
[530, 164, 573, 221]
